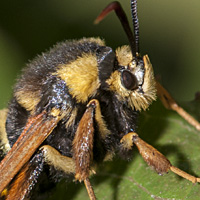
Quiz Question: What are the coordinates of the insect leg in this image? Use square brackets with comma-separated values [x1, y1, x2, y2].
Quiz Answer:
[156, 81, 200, 131]
[120, 132, 200, 183]
[40, 145, 76, 174]
[84, 178, 96, 200]
[73, 99, 102, 200]
[41, 145, 96, 199]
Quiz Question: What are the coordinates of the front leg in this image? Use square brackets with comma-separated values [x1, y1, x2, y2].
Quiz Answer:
[73, 99, 109, 200]
[156, 81, 200, 131]
[120, 132, 200, 183]
[72, 101, 95, 182]
[72, 98, 111, 200]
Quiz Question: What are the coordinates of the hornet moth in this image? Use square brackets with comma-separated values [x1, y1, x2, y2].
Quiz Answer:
[0, 0, 200, 199]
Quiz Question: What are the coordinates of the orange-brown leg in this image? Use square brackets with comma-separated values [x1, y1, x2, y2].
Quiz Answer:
[120, 132, 200, 183]
[72, 99, 102, 200]
[156, 81, 200, 131]
[72, 98, 111, 200]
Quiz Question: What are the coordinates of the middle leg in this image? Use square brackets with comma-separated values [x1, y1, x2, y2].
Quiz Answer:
[120, 132, 200, 183]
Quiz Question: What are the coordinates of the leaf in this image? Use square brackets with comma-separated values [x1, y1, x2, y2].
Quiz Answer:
[46, 99, 200, 200]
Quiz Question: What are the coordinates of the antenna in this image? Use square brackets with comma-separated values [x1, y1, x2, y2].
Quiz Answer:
[131, 0, 140, 55]
[95, 1, 139, 58]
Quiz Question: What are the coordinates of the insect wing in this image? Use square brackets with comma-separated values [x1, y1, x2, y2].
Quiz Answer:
[0, 111, 60, 193]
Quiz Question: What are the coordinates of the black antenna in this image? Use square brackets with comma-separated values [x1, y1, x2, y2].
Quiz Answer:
[131, 0, 140, 55]
[95, 1, 137, 58]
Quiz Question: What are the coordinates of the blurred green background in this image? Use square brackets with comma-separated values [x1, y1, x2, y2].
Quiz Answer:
[0, 0, 200, 109]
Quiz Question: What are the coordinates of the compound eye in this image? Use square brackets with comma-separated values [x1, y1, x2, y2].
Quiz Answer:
[121, 70, 138, 90]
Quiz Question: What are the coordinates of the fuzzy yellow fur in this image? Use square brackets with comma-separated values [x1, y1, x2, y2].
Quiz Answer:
[0, 109, 10, 153]
[55, 53, 100, 103]
[15, 90, 40, 113]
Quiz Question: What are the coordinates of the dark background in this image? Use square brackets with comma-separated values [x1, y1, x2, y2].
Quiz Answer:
[0, 0, 200, 109]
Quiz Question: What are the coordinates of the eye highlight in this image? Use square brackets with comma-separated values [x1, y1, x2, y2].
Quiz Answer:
[121, 70, 138, 90]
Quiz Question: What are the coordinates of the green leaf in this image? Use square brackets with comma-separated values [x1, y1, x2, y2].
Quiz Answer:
[47, 99, 200, 200]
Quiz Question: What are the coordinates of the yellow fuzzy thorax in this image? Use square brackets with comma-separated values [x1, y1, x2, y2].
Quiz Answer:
[55, 53, 100, 103]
